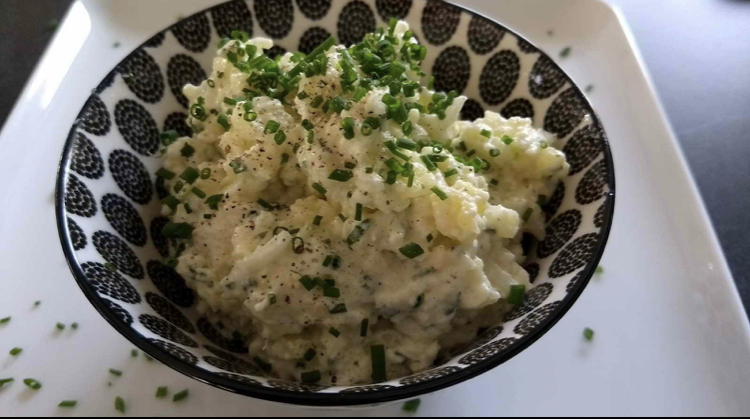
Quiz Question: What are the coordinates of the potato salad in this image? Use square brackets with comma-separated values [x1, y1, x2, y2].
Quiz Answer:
[157, 21, 569, 385]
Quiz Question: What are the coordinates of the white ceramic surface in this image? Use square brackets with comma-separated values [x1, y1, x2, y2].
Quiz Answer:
[1, 0, 748, 415]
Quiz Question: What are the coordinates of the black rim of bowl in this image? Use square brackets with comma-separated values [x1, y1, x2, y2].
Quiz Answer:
[55, 0, 616, 407]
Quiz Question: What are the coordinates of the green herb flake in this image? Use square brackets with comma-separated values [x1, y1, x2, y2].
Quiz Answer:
[560, 46, 572, 58]
[59, 401, 78, 408]
[173, 389, 189, 403]
[131, 350, 138, 358]
[431, 187, 448, 201]
[161, 222, 194, 239]
[0, 317, 10, 324]
[403, 399, 422, 413]
[583, 327, 595, 341]
[328, 169, 354, 182]
[370, 345, 387, 382]
[299, 276, 316, 291]
[507, 284, 526, 305]
[156, 387, 169, 398]
[329, 304, 347, 314]
[0, 378, 14, 387]
[115, 397, 125, 413]
[23, 378, 42, 390]
[329, 327, 341, 338]
[595, 265, 604, 274]
[399, 243, 424, 259]
[109, 369, 123, 377]
[301, 370, 322, 384]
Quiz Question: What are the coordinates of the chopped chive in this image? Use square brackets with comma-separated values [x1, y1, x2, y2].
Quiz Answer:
[281, 153, 290, 164]
[273, 226, 289, 236]
[431, 187, 448, 201]
[301, 119, 314, 131]
[313, 215, 323, 226]
[407, 171, 415, 187]
[426, 233, 434, 242]
[257, 199, 274, 210]
[162, 222, 194, 239]
[370, 345, 387, 382]
[323, 287, 341, 298]
[229, 158, 247, 174]
[329, 327, 341, 338]
[131, 350, 138, 358]
[243, 111, 258, 122]
[443, 168, 458, 178]
[34, 301, 41, 307]
[172, 180, 184, 194]
[156, 386, 169, 398]
[355, 203, 363, 221]
[23, 378, 42, 390]
[489, 148, 500, 157]
[115, 397, 125, 413]
[223, 97, 236, 106]
[297, 91, 309, 99]
[385, 170, 397, 185]
[595, 265, 604, 274]
[560, 46, 572, 58]
[274, 130, 287, 145]
[267, 293, 277, 305]
[292, 237, 305, 254]
[522, 208, 533, 222]
[254, 356, 273, 373]
[339, 214, 347, 222]
[144, 354, 154, 362]
[328, 169, 354, 182]
[310, 96, 323, 108]
[344, 162, 357, 170]
[396, 137, 417, 151]
[399, 243, 424, 259]
[104, 262, 117, 272]
[59, 401, 78, 408]
[585, 84, 594, 93]
[341, 117, 355, 139]
[109, 369, 122, 377]
[9, 347, 22, 356]
[420, 155, 437, 171]
[0, 378, 14, 387]
[360, 319, 369, 337]
[401, 121, 414, 136]
[490, 179, 499, 186]
[331, 256, 341, 270]
[264, 120, 280, 134]
[329, 304, 347, 314]
[540, 141, 549, 149]
[365, 167, 374, 174]
[385, 157, 405, 174]
[301, 370, 321, 384]
[466, 149, 476, 158]
[191, 187, 206, 199]
[312, 182, 327, 195]
[203, 214, 214, 220]
[71, 322, 79, 330]
[179, 167, 200, 184]
[217, 113, 231, 131]
[56, 323, 65, 331]
[403, 399, 421, 413]
[508, 284, 526, 305]
[200, 168, 211, 179]
[346, 220, 371, 245]
[155, 168, 176, 180]
[481, 129, 492, 138]
[299, 275, 316, 291]
[160, 130, 179, 146]
[173, 389, 189, 403]
[322, 255, 333, 267]
[205, 194, 224, 211]
[583, 327, 595, 341]
[304, 348, 317, 362]
[0, 317, 10, 324]
[501, 135, 514, 145]
[385, 140, 409, 161]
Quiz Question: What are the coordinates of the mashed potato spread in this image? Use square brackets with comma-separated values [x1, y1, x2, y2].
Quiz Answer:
[157, 21, 569, 385]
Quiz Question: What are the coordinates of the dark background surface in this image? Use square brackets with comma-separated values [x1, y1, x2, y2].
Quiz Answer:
[2, 0, 749, 314]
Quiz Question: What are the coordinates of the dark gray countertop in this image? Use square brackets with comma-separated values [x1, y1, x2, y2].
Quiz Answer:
[2, 0, 748, 314]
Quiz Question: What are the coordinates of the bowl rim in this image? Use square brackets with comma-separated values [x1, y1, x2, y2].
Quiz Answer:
[55, 0, 616, 407]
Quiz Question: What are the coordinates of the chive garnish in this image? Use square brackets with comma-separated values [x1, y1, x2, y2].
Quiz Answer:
[323, 287, 341, 298]
[490, 179, 499, 186]
[191, 187, 206, 199]
[371, 345, 387, 382]
[480, 129, 492, 138]
[431, 187, 448, 201]
[443, 168, 458, 178]
[501, 135, 514, 145]
[407, 171, 415, 187]
[299, 276, 316, 291]
[329, 304, 347, 314]
[329, 327, 341, 338]
[268, 293, 277, 305]
[313, 215, 323, 226]
[346, 220, 371, 245]
[355, 203, 363, 221]
[179, 167, 200, 184]
[312, 183, 327, 195]
[59, 401, 78, 408]
[243, 111, 258, 122]
[160, 130, 179, 146]
[131, 350, 138, 358]
[229, 158, 247, 174]
[489, 148, 500, 157]
[304, 348, 317, 362]
[71, 323, 79, 330]
[264, 120, 280, 134]
[162, 222, 193, 239]
[155, 168, 175, 180]
[508, 284, 525, 305]
[115, 397, 125, 413]
[426, 233, 434, 242]
[310, 96, 323, 108]
[301, 370, 321, 384]
[560, 46, 572, 57]
[360, 319, 369, 337]
[156, 387, 168, 398]
[540, 141, 549, 149]
[0, 317, 10, 324]
[583, 328, 595, 341]
[109, 369, 122, 377]
[595, 265, 604, 274]
[397, 137, 417, 151]
[56, 323, 65, 331]
[23, 378, 42, 390]
[420, 155, 437, 171]
[173, 389, 189, 403]
[328, 169, 354, 182]
[399, 243, 424, 259]
[403, 399, 421, 413]
[341, 117, 355, 139]
[180, 143, 195, 158]
[0, 378, 14, 387]
[522, 208, 533, 222]
[257, 199, 274, 210]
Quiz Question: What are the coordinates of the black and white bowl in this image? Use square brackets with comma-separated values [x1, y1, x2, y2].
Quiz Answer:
[56, 0, 615, 407]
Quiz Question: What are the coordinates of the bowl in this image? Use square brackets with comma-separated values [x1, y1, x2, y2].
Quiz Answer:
[55, 0, 615, 407]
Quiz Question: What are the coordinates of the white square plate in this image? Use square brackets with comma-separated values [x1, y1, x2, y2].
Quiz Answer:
[1, 0, 749, 415]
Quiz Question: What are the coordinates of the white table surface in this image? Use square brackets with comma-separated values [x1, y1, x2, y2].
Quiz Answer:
[1, 0, 750, 416]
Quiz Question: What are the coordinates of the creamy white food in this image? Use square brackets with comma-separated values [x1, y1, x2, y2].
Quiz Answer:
[159, 22, 569, 385]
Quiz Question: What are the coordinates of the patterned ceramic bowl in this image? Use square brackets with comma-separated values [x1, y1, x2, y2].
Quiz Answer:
[55, 0, 615, 407]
